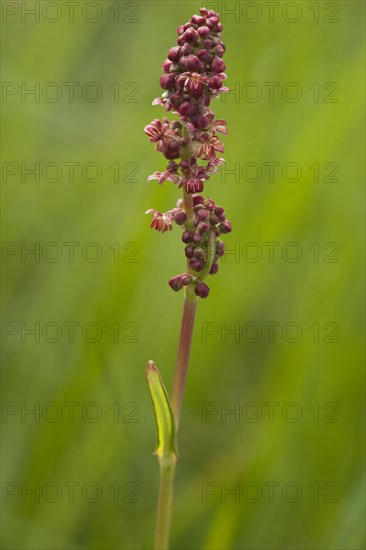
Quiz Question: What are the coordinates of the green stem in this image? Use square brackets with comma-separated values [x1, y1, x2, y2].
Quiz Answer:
[154, 457, 177, 550]
[153, 289, 196, 550]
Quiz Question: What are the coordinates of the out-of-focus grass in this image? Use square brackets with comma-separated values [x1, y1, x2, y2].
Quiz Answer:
[1, 1, 364, 549]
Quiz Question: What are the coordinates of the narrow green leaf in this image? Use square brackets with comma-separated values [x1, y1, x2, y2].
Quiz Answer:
[146, 360, 178, 462]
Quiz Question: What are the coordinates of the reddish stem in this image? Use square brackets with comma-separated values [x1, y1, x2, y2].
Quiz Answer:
[171, 285, 197, 429]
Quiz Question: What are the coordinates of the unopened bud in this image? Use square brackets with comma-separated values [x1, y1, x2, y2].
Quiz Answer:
[184, 28, 199, 43]
[185, 245, 194, 258]
[197, 49, 212, 62]
[220, 221, 232, 234]
[181, 273, 193, 286]
[169, 276, 183, 292]
[189, 258, 204, 272]
[198, 222, 210, 234]
[179, 101, 197, 117]
[211, 56, 226, 74]
[198, 26, 210, 37]
[168, 47, 182, 62]
[193, 195, 205, 206]
[160, 74, 176, 90]
[209, 262, 219, 275]
[195, 281, 210, 298]
[174, 210, 187, 225]
[182, 231, 193, 243]
[162, 59, 173, 73]
[197, 209, 209, 220]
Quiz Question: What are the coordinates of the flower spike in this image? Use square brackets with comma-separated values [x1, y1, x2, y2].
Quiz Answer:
[145, 7, 231, 298]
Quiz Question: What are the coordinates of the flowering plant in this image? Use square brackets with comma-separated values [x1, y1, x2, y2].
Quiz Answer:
[145, 8, 231, 549]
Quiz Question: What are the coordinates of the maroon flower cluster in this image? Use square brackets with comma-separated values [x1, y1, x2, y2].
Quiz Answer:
[168, 195, 231, 298]
[144, 8, 231, 299]
[144, 7, 228, 191]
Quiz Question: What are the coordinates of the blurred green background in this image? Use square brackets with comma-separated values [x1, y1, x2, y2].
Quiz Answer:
[2, 1, 365, 549]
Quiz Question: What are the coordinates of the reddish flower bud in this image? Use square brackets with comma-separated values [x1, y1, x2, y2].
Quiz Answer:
[211, 56, 226, 73]
[220, 221, 232, 234]
[184, 27, 199, 42]
[195, 115, 210, 130]
[169, 276, 183, 292]
[189, 258, 204, 272]
[216, 241, 225, 257]
[164, 142, 181, 160]
[214, 206, 225, 218]
[197, 49, 212, 62]
[179, 101, 197, 117]
[182, 231, 193, 243]
[181, 273, 194, 286]
[207, 16, 219, 29]
[193, 195, 205, 206]
[195, 281, 210, 298]
[198, 222, 210, 234]
[197, 209, 209, 220]
[162, 59, 173, 73]
[193, 232, 202, 244]
[183, 54, 201, 72]
[174, 210, 187, 225]
[181, 42, 193, 55]
[168, 46, 182, 61]
[160, 74, 176, 90]
[169, 92, 182, 108]
[209, 76, 222, 89]
[185, 245, 194, 258]
[213, 44, 225, 58]
[198, 25, 210, 37]
[191, 14, 205, 25]
[209, 262, 219, 275]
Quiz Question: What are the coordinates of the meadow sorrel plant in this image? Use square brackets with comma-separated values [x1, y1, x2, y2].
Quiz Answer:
[144, 8, 231, 549]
